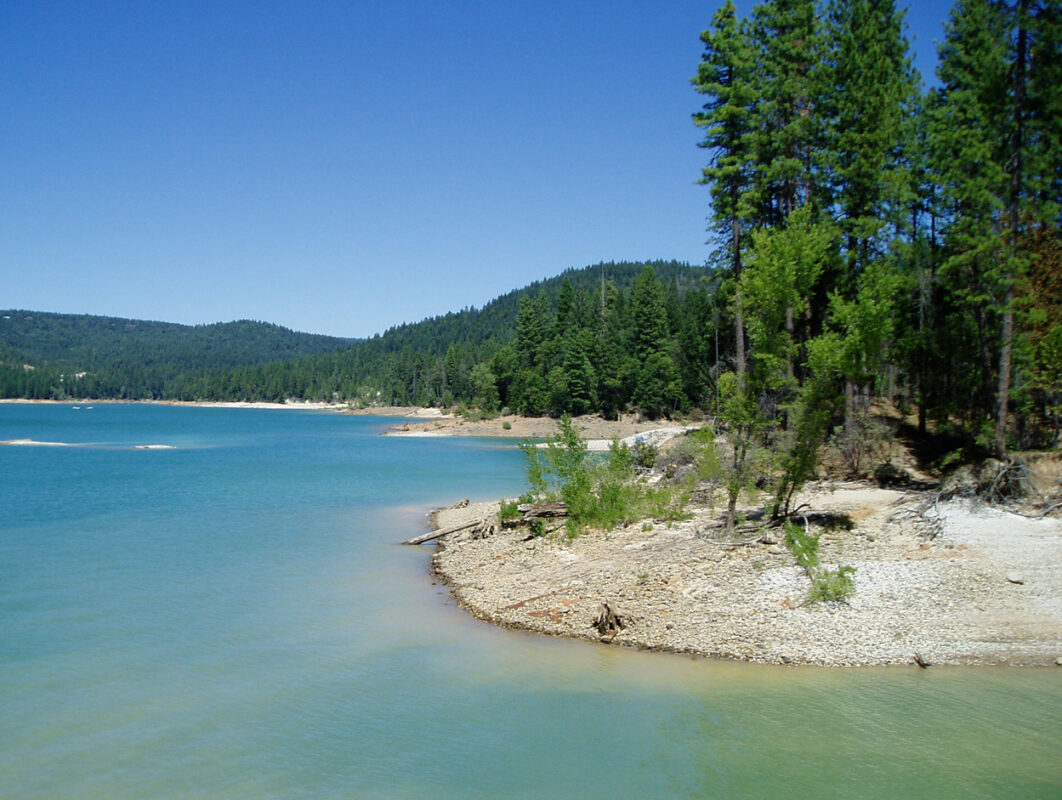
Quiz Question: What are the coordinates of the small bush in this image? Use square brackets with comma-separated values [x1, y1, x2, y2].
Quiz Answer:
[830, 415, 892, 478]
[808, 566, 856, 603]
[784, 521, 820, 570]
[873, 462, 907, 487]
[596, 480, 639, 529]
[518, 415, 690, 536]
[528, 518, 546, 538]
[502, 421, 512, 430]
[499, 499, 521, 526]
[645, 484, 691, 522]
[630, 438, 659, 469]
[785, 520, 856, 604]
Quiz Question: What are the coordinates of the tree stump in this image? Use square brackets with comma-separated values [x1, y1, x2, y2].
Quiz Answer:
[471, 519, 496, 540]
[591, 600, 626, 644]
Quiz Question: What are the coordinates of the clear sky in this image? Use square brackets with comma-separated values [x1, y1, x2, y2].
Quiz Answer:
[1, 1, 954, 338]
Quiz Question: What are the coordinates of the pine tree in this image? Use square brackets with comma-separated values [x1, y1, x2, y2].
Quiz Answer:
[630, 266, 683, 417]
[595, 282, 633, 419]
[821, 0, 920, 288]
[929, 0, 1062, 453]
[693, 0, 757, 374]
[555, 277, 575, 335]
[747, 0, 824, 225]
[630, 266, 670, 362]
[514, 294, 548, 370]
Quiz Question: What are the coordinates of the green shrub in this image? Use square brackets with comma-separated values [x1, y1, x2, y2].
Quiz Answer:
[808, 566, 856, 603]
[595, 480, 638, 529]
[606, 440, 635, 478]
[872, 462, 906, 487]
[518, 415, 689, 536]
[502, 421, 512, 430]
[785, 520, 856, 604]
[645, 484, 691, 522]
[784, 521, 820, 570]
[499, 499, 521, 525]
[630, 438, 659, 469]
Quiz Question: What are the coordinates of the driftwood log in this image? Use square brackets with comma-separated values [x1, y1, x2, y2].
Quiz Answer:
[518, 501, 568, 521]
[591, 600, 626, 644]
[402, 518, 483, 546]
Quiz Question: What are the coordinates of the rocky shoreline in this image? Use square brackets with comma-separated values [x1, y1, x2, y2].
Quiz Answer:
[426, 485, 1062, 667]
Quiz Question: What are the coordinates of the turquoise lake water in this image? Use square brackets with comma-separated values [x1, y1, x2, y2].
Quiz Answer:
[1, 404, 1060, 799]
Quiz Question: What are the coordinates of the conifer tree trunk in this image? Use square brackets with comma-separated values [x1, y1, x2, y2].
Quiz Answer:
[733, 215, 746, 378]
[996, 0, 1028, 458]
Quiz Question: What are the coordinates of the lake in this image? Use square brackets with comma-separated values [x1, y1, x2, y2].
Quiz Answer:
[1, 404, 1059, 798]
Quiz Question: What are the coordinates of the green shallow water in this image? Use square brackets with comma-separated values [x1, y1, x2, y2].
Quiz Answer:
[1, 404, 1060, 799]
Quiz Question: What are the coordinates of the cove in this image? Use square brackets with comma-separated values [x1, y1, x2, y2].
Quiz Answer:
[1, 404, 1059, 799]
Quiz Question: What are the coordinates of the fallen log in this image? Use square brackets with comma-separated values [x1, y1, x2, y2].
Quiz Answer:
[402, 518, 483, 546]
[518, 501, 568, 520]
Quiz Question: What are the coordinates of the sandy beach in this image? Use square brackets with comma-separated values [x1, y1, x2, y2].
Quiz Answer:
[426, 484, 1062, 668]
[382, 411, 699, 442]
[0, 398, 445, 414]
[0, 398, 350, 411]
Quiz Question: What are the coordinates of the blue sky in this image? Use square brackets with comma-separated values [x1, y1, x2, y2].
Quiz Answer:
[1, 1, 953, 338]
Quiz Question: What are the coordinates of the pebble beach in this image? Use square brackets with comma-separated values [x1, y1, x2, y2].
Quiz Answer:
[427, 486, 1062, 667]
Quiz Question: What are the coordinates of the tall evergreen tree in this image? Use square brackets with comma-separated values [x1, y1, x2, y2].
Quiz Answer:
[821, 0, 920, 286]
[930, 0, 1062, 453]
[693, 0, 757, 374]
[747, 0, 824, 225]
[630, 266, 683, 416]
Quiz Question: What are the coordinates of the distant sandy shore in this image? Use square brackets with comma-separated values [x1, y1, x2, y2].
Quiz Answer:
[0, 398, 349, 410]
[383, 412, 701, 442]
[0, 398, 439, 414]
[1, 400, 702, 443]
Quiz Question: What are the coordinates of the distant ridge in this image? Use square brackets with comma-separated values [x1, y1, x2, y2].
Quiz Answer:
[0, 311, 355, 370]
[1, 259, 710, 403]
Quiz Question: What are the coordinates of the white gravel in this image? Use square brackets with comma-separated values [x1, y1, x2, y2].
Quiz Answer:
[427, 489, 1062, 667]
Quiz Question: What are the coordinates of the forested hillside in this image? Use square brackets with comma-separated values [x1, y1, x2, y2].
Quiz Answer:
[0, 260, 707, 405]
[3, 0, 1059, 460]
[0, 313, 354, 399]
